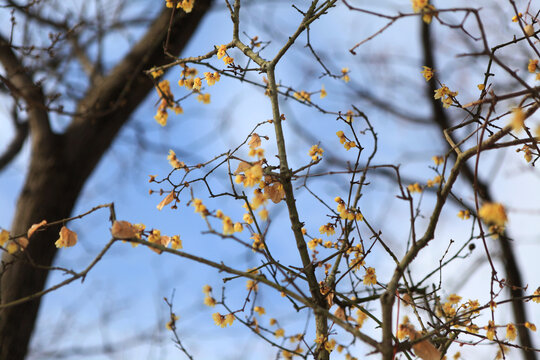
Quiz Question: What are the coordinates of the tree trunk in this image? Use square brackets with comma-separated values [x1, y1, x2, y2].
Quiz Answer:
[0, 2, 212, 359]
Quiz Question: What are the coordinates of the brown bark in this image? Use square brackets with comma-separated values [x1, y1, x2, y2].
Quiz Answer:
[0, 2, 212, 359]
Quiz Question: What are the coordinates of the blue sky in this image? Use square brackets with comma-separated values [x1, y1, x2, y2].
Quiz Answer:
[1, 1, 540, 359]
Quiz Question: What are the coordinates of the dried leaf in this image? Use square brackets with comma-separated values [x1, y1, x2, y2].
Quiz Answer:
[27, 220, 47, 239]
[157, 191, 175, 211]
[334, 306, 346, 321]
[15, 237, 29, 251]
[264, 182, 285, 203]
[111, 221, 137, 239]
[248, 133, 261, 149]
[412, 338, 441, 360]
[234, 161, 252, 175]
[55, 226, 78, 248]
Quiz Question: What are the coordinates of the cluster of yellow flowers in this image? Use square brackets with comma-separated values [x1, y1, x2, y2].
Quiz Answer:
[0, 228, 28, 254]
[203, 284, 217, 307]
[363, 267, 377, 285]
[308, 145, 324, 161]
[411, 0, 436, 24]
[457, 209, 471, 220]
[215, 210, 244, 235]
[111, 220, 181, 253]
[335, 196, 363, 221]
[434, 84, 458, 109]
[212, 312, 235, 328]
[216, 44, 234, 65]
[167, 149, 186, 169]
[528, 59, 540, 81]
[407, 182, 422, 193]
[336, 131, 357, 151]
[341, 67, 350, 83]
[154, 80, 183, 126]
[165, 0, 195, 13]
[319, 223, 335, 236]
[421, 66, 434, 81]
[293, 90, 311, 102]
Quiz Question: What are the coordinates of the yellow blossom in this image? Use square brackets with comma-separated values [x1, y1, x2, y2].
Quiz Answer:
[243, 213, 253, 224]
[222, 216, 234, 235]
[345, 110, 354, 123]
[250, 188, 267, 210]
[426, 175, 441, 187]
[202, 285, 212, 294]
[233, 222, 243, 233]
[212, 312, 234, 328]
[171, 235, 182, 249]
[478, 202, 507, 227]
[308, 238, 322, 250]
[204, 72, 220, 86]
[274, 328, 285, 338]
[432, 155, 443, 165]
[411, 0, 428, 13]
[197, 93, 211, 104]
[319, 223, 335, 236]
[466, 324, 479, 334]
[223, 56, 234, 65]
[485, 320, 496, 340]
[510, 107, 525, 132]
[363, 267, 377, 285]
[166, 313, 179, 330]
[293, 90, 311, 102]
[192, 198, 208, 217]
[447, 294, 462, 305]
[457, 210, 470, 220]
[512, 13, 522, 22]
[254, 306, 266, 316]
[421, 66, 434, 81]
[478, 84, 485, 90]
[151, 69, 164, 78]
[356, 308, 367, 327]
[246, 279, 259, 292]
[0, 229, 9, 246]
[506, 323, 517, 341]
[320, 85, 327, 99]
[204, 295, 216, 307]
[525, 322, 537, 331]
[243, 164, 263, 187]
[193, 77, 202, 90]
[528, 59, 538, 73]
[344, 141, 357, 150]
[258, 208, 268, 221]
[341, 68, 350, 83]
[269, 318, 277, 326]
[217, 45, 227, 59]
[407, 183, 422, 193]
[309, 145, 324, 161]
[532, 287, 540, 303]
[251, 233, 265, 252]
[324, 338, 336, 352]
[167, 149, 185, 169]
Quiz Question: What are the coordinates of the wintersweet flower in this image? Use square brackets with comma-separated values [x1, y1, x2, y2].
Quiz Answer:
[478, 202, 507, 227]
[528, 59, 538, 73]
[217, 45, 227, 59]
[506, 323, 517, 341]
[319, 223, 335, 236]
[309, 145, 324, 161]
[421, 66, 434, 81]
[363, 267, 377, 285]
[204, 72, 220, 86]
[320, 85, 327, 99]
